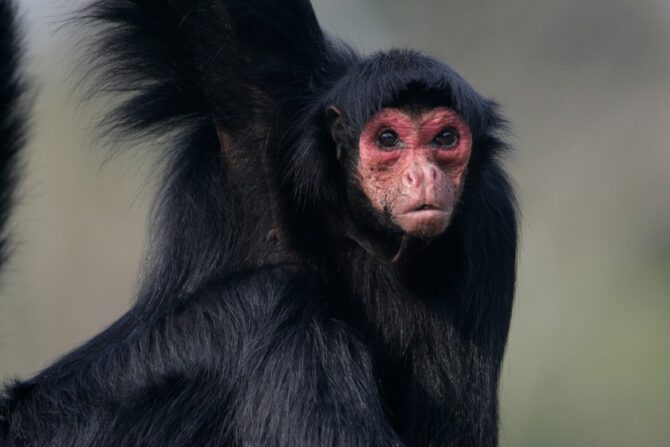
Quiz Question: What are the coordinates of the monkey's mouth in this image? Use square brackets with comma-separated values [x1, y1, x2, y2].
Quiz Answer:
[395, 204, 452, 238]
[415, 204, 439, 211]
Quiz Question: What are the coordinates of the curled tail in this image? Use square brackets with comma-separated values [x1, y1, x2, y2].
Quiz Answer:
[0, 0, 26, 278]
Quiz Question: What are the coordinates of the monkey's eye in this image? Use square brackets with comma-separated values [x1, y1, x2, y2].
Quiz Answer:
[432, 128, 459, 149]
[377, 129, 400, 149]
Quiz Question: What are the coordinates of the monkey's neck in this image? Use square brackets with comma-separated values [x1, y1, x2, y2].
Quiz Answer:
[338, 216, 431, 265]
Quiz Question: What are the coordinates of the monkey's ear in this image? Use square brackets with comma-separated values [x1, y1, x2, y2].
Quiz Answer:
[325, 106, 341, 138]
[325, 105, 341, 122]
[325, 105, 343, 161]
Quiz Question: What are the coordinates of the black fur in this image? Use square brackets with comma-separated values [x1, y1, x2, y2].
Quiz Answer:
[1, 1, 517, 446]
[0, 0, 25, 278]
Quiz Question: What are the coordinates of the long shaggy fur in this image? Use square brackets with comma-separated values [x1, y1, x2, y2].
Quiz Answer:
[1, 1, 517, 446]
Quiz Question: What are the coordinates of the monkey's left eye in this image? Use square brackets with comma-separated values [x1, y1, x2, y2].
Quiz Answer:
[377, 129, 400, 149]
[432, 128, 459, 149]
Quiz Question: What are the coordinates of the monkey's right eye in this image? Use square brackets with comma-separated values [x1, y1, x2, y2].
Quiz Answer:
[377, 129, 400, 149]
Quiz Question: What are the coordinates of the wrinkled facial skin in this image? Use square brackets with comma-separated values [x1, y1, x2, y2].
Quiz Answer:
[357, 107, 472, 238]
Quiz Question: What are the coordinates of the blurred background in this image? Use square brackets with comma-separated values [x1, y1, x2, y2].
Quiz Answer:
[1, 0, 669, 445]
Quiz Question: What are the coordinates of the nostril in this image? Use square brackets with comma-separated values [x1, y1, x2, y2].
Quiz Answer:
[404, 171, 414, 186]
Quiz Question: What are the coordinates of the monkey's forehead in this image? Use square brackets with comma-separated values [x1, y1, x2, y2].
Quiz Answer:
[322, 49, 489, 132]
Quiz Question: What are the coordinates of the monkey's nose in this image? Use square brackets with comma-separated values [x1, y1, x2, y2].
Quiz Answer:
[403, 163, 439, 188]
[403, 164, 423, 187]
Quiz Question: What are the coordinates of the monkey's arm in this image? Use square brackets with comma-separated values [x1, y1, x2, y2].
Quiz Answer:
[228, 272, 405, 447]
[83, 0, 334, 143]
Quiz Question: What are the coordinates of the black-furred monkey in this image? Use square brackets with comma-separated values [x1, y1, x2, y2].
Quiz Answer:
[1, 1, 517, 446]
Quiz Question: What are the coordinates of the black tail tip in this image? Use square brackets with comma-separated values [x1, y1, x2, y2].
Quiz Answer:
[0, 0, 28, 276]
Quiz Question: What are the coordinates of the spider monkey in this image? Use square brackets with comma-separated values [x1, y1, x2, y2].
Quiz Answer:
[1, 1, 517, 446]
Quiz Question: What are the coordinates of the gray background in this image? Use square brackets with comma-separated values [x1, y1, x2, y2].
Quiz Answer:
[1, 1, 669, 445]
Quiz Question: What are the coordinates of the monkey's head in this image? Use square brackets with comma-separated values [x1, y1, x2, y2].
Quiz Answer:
[281, 50, 504, 258]
[330, 102, 471, 239]
[322, 51, 490, 242]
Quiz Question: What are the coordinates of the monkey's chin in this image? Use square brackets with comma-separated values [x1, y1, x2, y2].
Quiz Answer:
[395, 210, 451, 239]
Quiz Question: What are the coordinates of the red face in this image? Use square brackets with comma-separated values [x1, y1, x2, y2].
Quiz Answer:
[357, 107, 472, 238]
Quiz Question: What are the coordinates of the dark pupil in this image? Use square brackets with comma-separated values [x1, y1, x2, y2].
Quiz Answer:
[433, 128, 459, 148]
[377, 130, 399, 148]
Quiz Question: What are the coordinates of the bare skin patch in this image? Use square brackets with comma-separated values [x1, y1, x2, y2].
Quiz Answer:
[357, 107, 472, 238]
